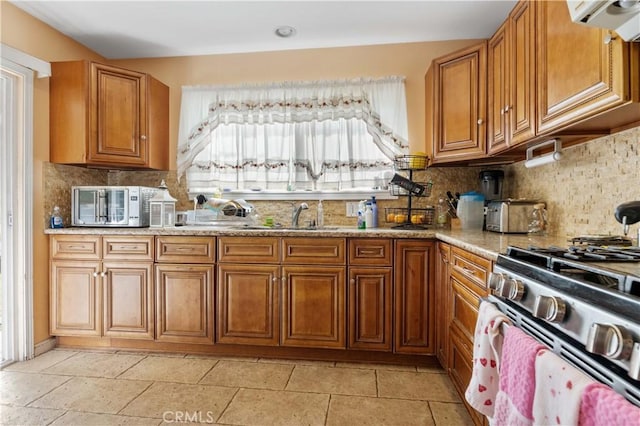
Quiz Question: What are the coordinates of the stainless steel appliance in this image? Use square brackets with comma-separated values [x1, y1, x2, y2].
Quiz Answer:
[485, 199, 539, 233]
[479, 170, 504, 201]
[72, 186, 157, 227]
[489, 245, 640, 406]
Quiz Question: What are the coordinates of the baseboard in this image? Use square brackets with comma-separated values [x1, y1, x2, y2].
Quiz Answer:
[34, 337, 57, 357]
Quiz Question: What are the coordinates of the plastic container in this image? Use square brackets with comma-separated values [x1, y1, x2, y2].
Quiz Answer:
[364, 203, 373, 229]
[456, 191, 485, 230]
[528, 203, 548, 235]
[370, 196, 378, 228]
[50, 206, 64, 229]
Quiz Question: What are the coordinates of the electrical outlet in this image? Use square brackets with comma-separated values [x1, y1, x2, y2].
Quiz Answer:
[346, 202, 359, 217]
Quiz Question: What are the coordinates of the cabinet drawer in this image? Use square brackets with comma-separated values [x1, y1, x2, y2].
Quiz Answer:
[282, 237, 346, 265]
[50, 235, 101, 260]
[450, 246, 492, 293]
[103, 236, 154, 261]
[218, 237, 280, 263]
[451, 277, 481, 341]
[155, 236, 215, 263]
[348, 238, 392, 266]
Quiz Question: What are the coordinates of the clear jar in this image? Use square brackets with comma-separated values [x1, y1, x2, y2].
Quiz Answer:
[436, 196, 448, 228]
[528, 203, 548, 235]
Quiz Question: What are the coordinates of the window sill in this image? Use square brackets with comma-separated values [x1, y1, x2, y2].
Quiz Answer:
[187, 189, 397, 201]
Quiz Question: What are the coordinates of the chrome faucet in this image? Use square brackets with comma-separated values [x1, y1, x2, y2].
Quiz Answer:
[291, 202, 309, 228]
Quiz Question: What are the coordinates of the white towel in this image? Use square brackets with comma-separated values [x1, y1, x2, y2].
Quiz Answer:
[465, 301, 511, 418]
[532, 349, 595, 426]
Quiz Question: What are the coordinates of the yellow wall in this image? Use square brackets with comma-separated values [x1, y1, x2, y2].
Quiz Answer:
[112, 40, 480, 170]
[1, 0, 478, 344]
[1, 1, 104, 344]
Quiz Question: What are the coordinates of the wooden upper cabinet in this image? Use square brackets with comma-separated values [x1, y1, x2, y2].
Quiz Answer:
[50, 60, 169, 170]
[430, 42, 487, 163]
[536, 1, 638, 134]
[487, 0, 536, 154]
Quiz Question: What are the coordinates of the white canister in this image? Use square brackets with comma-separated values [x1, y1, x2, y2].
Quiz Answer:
[456, 191, 485, 230]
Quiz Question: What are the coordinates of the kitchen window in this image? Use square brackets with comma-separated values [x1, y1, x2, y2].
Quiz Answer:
[177, 76, 409, 200]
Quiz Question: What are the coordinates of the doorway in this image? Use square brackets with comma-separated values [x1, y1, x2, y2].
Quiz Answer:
[0, 53, 37, 366]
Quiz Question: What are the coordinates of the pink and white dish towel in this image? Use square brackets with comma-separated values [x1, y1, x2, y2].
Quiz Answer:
[579, 382, 640, 426]
[531, 349, 595, 425]
[465, 301, 511, 418]
[491, 326, 545, 426]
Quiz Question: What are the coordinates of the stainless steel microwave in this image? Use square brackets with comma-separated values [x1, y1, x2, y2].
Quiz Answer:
[71, 186, 157, 227]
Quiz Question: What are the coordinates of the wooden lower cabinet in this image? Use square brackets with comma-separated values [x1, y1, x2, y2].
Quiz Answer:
[50, 235, 155, 339]
[155, 264, 214, 344]
[216, 264, 279, 345]
[435, 242, 451, 367]
[394, 240, 435, 354]
[449, 323, 485, 426]
[50, 260, 101, 336]
[103, 261, 154, 339]
[281, 265, 346, 348]
[348, 267, 392, 351]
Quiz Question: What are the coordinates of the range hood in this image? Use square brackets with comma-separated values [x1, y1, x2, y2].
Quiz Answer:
[567, 0, 640, 41]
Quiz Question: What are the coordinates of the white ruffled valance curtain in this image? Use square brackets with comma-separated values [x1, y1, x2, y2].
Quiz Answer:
[177, 76, 409, 190]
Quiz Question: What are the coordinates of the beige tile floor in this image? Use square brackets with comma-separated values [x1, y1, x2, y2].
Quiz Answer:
[0, 349, 473, 425]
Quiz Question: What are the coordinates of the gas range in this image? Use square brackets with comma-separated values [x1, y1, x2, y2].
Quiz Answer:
[489, 245, 640, 405]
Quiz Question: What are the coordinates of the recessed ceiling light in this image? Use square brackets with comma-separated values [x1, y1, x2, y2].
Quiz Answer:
[275, 26, 297, 38]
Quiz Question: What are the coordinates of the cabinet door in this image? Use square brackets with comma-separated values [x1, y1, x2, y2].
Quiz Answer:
[216, 264, 280, 345]
[155, 264, 214, 344]
[431, 42, 487, 162]
[487, 21, 510, 154]
[449, 324, 485, 426]
[90, 63, 147, 166]
[536, 1, 628, 134]
[435, 243, 451, 368]
[50, 260, 101, 336]
[103, 261, 154, 339]
[348, 267, 392, 351]
[508, 0, 536, 146]
[394, 240, 435, 354]
[281, 265, 346, 348]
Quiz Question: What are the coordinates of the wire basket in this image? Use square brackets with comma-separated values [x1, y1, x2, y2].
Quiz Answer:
[384, 207, 435, 226]
[390, 181, 433, 197]
[394, 154, 430, 171]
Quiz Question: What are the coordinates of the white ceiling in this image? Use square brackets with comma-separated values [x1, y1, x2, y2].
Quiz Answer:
[10, 0, 518, 59]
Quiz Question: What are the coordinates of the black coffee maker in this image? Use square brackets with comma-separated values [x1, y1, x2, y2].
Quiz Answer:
[479, 170, 504, 202]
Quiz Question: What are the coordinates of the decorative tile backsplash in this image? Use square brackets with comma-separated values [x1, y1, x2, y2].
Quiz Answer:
[43, 125, 639, 237]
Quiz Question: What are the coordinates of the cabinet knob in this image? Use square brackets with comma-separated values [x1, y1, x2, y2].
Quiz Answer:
[101, 271, 107, 277]
[93, 272, 98, 277]
[504, 105, 510, 113]
[603, 34, 617, 45]
[272, 276, 279, 283]
[140, 135, 147, 141]
[477, 119, 484, 125]
[349, 278, 356, 284]
[500, 108, 505, 115]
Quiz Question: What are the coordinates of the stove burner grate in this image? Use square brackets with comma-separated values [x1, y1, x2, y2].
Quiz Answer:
[570, 235, 633, 246]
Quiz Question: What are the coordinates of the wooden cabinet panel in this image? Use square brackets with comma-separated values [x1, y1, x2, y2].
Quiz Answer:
[281, 265, 346, 348]
[91, 63, 147, 166]
[50, 235, 101, 260]
[435, 242, 451, 368]
[282, 237, 345, 265]
[451, 278, 482, 342]
[450, 246, 491, 295]
[103, 261, 154, 339]
[348, 267, 392, 351]
[155, 264, 214, 344]
[431, 42, 487, 163]
[103, 235, 154, 261]
[155, 236, 215, 264]
[394, 240, 435, 354]
[449, 324, 485, 426]
[50, 260, 101, 336]
[488, 0, 536, 154]
[50, 60, 169, 170]
[348, 238, 392, 266]
[536, 1, 630, 134]
[218, 237, 280, 263]
[216, 264, 279, 345]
